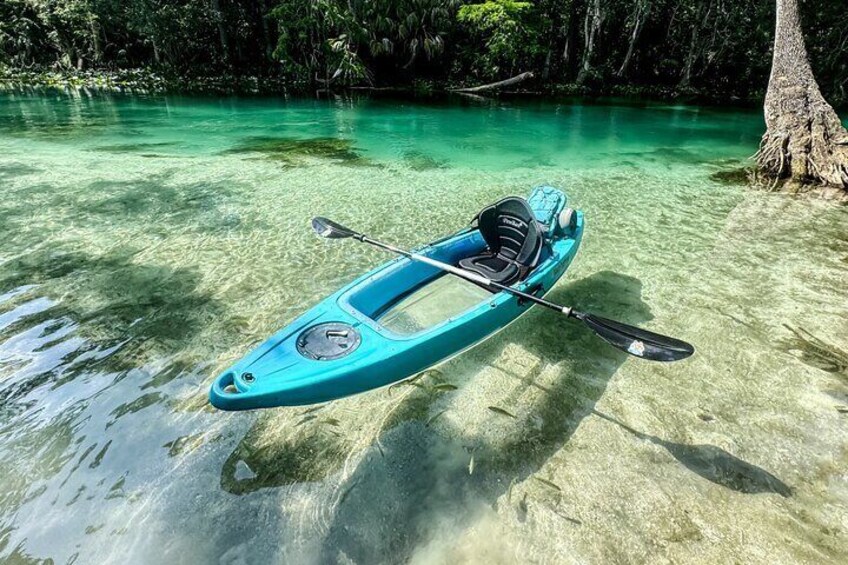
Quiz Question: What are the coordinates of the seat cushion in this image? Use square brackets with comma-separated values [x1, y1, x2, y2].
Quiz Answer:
[458, 254, 520, 285]
[476, 197, 543, 270]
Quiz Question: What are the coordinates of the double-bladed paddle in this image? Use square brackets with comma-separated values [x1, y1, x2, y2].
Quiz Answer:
[312, 217, 694, 362]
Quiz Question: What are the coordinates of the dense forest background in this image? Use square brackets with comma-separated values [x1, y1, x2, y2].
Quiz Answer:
[0, 0, 846, 103]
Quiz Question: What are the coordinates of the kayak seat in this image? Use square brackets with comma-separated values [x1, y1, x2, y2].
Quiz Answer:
[458, 254, 520, 284]
[459, 197, 543, 285]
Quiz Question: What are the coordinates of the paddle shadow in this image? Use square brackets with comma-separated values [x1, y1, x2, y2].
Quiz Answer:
[592, 410, 792, 497]
[312, 270, 649, 563]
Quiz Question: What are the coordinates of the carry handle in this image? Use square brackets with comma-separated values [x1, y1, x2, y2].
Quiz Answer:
[210, 371, 254, 410]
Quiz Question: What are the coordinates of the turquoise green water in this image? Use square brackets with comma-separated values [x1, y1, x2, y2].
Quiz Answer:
[1, 92, 847, 564]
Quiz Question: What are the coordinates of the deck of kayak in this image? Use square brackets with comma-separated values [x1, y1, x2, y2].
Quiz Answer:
[210, 188, 584, 410]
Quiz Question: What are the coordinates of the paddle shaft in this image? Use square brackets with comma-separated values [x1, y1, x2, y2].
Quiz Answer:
[354, 233, 577, 317]
[315, 216, 694, 362]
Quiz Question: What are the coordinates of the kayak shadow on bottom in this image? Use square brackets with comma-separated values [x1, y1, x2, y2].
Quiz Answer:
[217, 269, 644, 494]
[307, 269, 651, 563]
[215, 269, 792, 562]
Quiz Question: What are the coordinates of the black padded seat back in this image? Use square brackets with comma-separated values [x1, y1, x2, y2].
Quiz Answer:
[476, 197, 543, 271]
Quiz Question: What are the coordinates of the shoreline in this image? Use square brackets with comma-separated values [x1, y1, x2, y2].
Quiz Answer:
[2, 69, 845, 200]
[0, 67, 767, 109]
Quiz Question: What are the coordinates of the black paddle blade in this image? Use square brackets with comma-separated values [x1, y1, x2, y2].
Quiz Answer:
[581, 314, 695, 362]
[312, 217, 357, 239]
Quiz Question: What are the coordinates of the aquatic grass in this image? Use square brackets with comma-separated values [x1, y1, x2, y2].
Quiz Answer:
[614, 146, 707, 167]
[401, 150, 449, 171]
[710, 167, 753, 185]
[220, 417, 351, 494]
[0, 248, 95, 292]
[1, 93, 847, 564]
[74, 175, 244, 234]
[222, 136, 377, 168]
[0, 245, 227, 381]
[0, 163, 40, 181]
[0, 112, 114, 141]
[79, 258, 225, 349]
[91, 142, 179, 153]
[782, 324, 848, 374]
[140, 360, 196, 391]
[107, 392, 167, 426]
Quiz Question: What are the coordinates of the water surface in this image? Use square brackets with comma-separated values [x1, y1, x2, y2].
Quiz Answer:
[1, 92, 846, 564]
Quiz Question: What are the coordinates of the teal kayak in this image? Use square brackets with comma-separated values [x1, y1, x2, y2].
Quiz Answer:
[210, 186, 584, 410]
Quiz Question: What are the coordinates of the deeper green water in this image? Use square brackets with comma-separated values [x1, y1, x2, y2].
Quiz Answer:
[0, 92, 846, 564]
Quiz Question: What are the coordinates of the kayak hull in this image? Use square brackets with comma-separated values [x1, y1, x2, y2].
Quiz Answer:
[210, 191, 584, 410]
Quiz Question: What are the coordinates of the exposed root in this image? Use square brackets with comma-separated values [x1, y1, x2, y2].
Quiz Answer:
[757, 0, 848, 191]
[755, 133, 790, 178]
[757, 102, 848, 191]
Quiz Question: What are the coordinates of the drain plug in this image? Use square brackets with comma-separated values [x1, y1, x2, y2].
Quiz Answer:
[241, 372, 255, 383]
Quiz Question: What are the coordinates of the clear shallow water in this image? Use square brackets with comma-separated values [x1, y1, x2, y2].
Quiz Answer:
[0, 92, 846, 564]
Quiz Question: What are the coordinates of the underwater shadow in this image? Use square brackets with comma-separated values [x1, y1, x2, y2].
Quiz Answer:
[218, 405, 353, 495]
[591, 410, 792, 497]
[313, 270, 649, 563]
[0, 162, 40, 181]
[216, 370, 448, 495]
[0, 246, 226, 409]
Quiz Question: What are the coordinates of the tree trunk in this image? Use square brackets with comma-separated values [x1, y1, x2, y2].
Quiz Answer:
[542, 48, 552, 80]
[211, 0, 231, 64]
[679, 0, 711, 88]
[577, 0, 603, 84]
[617, 0, 649, 78]
[90, 18, 102, 64]
[757, 0, 848, 188]
[258, 0, 273, 60]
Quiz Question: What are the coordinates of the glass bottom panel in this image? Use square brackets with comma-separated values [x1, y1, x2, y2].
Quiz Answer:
[377, 274, 492, 335]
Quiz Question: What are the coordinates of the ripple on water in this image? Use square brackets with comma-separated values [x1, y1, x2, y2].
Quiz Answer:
[0, 93, 846, 564]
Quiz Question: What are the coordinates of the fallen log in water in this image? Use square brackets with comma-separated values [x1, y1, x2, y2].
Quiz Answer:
[450, 72, 534, 94]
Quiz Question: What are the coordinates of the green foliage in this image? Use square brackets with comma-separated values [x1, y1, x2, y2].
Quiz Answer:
[457, 0, 537, 79]
[0, 0, 846, 105]
[270, 0, 456, 84]
[0, 1, 43, 67]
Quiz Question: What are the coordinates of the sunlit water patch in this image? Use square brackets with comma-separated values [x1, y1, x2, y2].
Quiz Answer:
[0, 92, 846, 564]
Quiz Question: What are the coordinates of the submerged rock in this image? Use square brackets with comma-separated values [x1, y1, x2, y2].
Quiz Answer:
[234, 460, 257, 481]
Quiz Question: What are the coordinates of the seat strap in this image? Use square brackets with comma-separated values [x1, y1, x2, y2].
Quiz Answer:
[517, 263, 530, 280]
[500, 251, 533, 281]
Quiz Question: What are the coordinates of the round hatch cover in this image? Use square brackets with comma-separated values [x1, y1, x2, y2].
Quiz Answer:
[296, 323, 361, 361]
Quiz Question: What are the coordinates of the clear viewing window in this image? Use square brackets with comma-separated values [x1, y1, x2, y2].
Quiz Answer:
[378, 274, 492, 335]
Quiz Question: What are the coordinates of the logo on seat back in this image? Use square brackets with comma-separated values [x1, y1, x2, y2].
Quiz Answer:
[501, 217, 525, 229]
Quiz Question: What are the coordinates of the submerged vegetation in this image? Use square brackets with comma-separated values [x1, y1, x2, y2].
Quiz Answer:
[1, 91, 847, 561]
[3, 1, 847, 190]
[1, 1, 847, 105]
[782, 324, 848, 375]
[223, 136, 376, 167]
